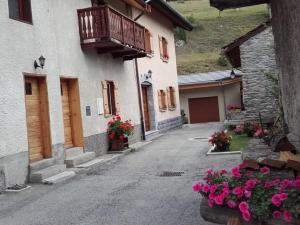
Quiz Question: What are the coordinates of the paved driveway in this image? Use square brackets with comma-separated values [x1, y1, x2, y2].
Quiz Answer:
[0, 123, 241, 225]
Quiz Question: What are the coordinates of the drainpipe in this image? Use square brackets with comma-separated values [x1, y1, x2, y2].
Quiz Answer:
[135, 58, 146, 141]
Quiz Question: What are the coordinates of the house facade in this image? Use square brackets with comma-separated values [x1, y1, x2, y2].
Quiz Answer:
[0, 0, 191, 189]
[223, 22, 278, 121]
[178, 71, 242, 124]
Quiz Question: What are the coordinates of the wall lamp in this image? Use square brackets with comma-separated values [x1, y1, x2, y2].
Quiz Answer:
[146, 70, 152, 79]
[34, 55, 46, 69]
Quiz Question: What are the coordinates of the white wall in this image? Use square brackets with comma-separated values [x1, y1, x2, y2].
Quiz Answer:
[133, 8, 181, 126]
[179, 83, 241, 123]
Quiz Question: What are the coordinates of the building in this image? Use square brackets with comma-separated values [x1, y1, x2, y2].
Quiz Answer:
[222, 21, 278, 121]
[178, 70, 242, 123]
[0, 0, 192, 189]
[210, 0, 300, 150]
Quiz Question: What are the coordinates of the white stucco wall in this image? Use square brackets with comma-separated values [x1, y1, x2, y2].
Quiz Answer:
[179, 83, 241, 123]
[133, 8, 181, 127]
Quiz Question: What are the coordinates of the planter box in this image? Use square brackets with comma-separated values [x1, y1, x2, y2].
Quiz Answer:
[109, 137, 129, 151]
[200, 199, 300, 225]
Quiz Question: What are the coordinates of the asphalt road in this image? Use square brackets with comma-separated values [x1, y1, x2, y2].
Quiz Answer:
[0, 123, 241, 225]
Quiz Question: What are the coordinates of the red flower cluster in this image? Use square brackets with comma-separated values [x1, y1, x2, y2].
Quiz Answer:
[209, 131, 231, 151]
[193, 166, 300, 223]
[107, 115, 134, 141]
[227, 104, 241, 111]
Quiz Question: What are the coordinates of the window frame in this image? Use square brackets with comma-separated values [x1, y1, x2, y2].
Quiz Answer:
[8, 0, 33, 24]
[159, 36, 169, 62]
[168, 86, 177, 110]
[145, 29, 154, 57]
[158, 89, 167, 112]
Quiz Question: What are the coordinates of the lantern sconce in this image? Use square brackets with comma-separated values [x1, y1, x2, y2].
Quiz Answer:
[34, 55, 46, 69]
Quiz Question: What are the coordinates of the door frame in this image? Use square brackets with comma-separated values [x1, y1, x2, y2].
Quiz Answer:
[141, 85, 151, 132]
[23, 73, 52, 162]
[60, 77, 84, 148]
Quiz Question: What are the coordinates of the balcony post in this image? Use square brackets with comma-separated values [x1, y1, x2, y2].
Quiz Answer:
[121, 16, 124, 44]
[105, 6, 111, 39]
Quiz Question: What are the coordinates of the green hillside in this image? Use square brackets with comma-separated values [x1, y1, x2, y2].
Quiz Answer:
[170, 0, 269, 75]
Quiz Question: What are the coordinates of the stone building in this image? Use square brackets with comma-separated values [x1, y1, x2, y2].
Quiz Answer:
[210, 0, 300, 149]
[0, 0, 192, 189]
[223, 21, 278, 121]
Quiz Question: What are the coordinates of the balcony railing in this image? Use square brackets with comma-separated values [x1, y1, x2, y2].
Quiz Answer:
[77, 5, 147, 59]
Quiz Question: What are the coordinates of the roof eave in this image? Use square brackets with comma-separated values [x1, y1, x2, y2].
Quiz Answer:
[149, 0, 193, 31]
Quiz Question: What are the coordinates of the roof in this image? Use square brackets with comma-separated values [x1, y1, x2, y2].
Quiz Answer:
[145, 0, 193, 31]
[222, 21, 271, 68]
[210, 0, 269, 11]
[178, 70, 241, 85]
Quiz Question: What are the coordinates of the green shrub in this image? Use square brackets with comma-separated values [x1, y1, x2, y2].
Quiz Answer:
[217, 55, 228, 67]
[175, 28, 187, 42]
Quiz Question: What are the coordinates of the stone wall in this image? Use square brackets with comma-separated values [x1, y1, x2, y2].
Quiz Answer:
[271, 0, 300, 151]
[240, 27, 278, 120]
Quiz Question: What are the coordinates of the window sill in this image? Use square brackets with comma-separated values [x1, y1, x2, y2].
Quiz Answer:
[9, 17, 33, 25]
[146, 52, 154, 58]
[168, 107, 176, 111]
[159, 109, 167, 112]
[161, 57, 169, 63]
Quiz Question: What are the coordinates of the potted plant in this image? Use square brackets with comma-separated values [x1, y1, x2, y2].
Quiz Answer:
[209, 131, 232, 152]
[107, 115, 134, 151]
[193, 166, 300, 223]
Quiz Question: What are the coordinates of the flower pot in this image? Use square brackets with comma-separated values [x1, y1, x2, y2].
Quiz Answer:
[110, 139, 124, 151]
[215, 144, 230, 152]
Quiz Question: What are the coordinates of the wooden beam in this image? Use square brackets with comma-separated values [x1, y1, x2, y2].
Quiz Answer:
[122, 0, 146, 11]
[210, 0, 269, 11]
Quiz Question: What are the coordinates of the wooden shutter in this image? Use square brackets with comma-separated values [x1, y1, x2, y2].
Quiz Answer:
[114, 82, 121, 115]
[158, 90, 163, 112]
[145, 30, 151, 54]
[158, 35, 163, 57]
[162, 90, 167, 110]
[101, 81, 110, 116]
[167, 87, 172, 109]
[170, 87, 177, 109]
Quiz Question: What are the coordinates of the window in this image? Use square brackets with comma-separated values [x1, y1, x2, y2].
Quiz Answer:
[101, 81, 120, 116]
[159, 36, 169, 62]
[145, 29, 153, 56]
[8, 0, 32, 23]
[25, 82, 32, 95]
[158, 89, 167, 112]
[167, 86, 177, 110]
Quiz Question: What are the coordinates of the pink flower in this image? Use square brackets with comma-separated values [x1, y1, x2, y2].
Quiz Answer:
[281, 179, 290, 189]
[272, 211, 282, 219]
[260, 166, 270, 174]
[245, 179, 257, 189]
[208, 199, 214, 208]
[209, 193, 216, 200]
[244, 190, 252, 198]
[279, 193, 288, 201]
[193, 182, 201, 192]
[227, 200, 237, 208]
[239, 201, 249, 213]
[231, 166, 241, 178]
[222, 187, 229, 197]
[210, 184, 218, 194]
[245, 171, 254, 177]
[214, 195, 224, 205]
[293, 179, 300, 187]
[283, 210, 293, 222]
[233, 187, 244, 197]
[201, 184, 210, 193]
[272, 179, 281, 186]
[271, 194, 282, 207]
[220, 169, 227, 174]
[242, 210, 251, 222]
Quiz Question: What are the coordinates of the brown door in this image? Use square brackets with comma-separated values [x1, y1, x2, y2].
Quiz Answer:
[60, 78, 84, 148]
[25, 76, 51, 162]
[142, 86, 151, 131]
[188, 97, 220, 123]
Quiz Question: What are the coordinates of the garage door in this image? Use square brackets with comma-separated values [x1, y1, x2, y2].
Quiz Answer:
[188, 96, 220, 123]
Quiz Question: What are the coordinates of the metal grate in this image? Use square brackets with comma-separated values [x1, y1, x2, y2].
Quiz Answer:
[159, 171, 184, 177]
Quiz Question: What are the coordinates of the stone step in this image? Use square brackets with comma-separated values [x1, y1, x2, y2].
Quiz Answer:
[65, 147, 84, 158]
[29, 158, 55, 173]
[29, 164, 66, 183]
[43, 171, 76, 185]
[65, 152, 95, 168]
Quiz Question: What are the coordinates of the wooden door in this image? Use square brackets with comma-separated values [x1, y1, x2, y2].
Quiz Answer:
[188, 97, 220, 123]
[60, 78, 84, 148]
[25, 76, 51, 162]
[142, 86, 151, 131]
[61, 80, 74, 148]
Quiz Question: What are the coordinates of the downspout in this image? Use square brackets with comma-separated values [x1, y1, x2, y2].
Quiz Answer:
[134, 59, 146, 141]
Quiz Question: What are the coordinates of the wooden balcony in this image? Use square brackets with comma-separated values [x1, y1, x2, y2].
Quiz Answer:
[77, 5, 147, 60]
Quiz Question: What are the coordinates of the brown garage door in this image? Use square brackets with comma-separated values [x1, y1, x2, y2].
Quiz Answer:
[188, 97, 220, 123]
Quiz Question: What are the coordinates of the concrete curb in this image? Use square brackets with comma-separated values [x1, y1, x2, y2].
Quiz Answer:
[206, 146, 242, 156]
